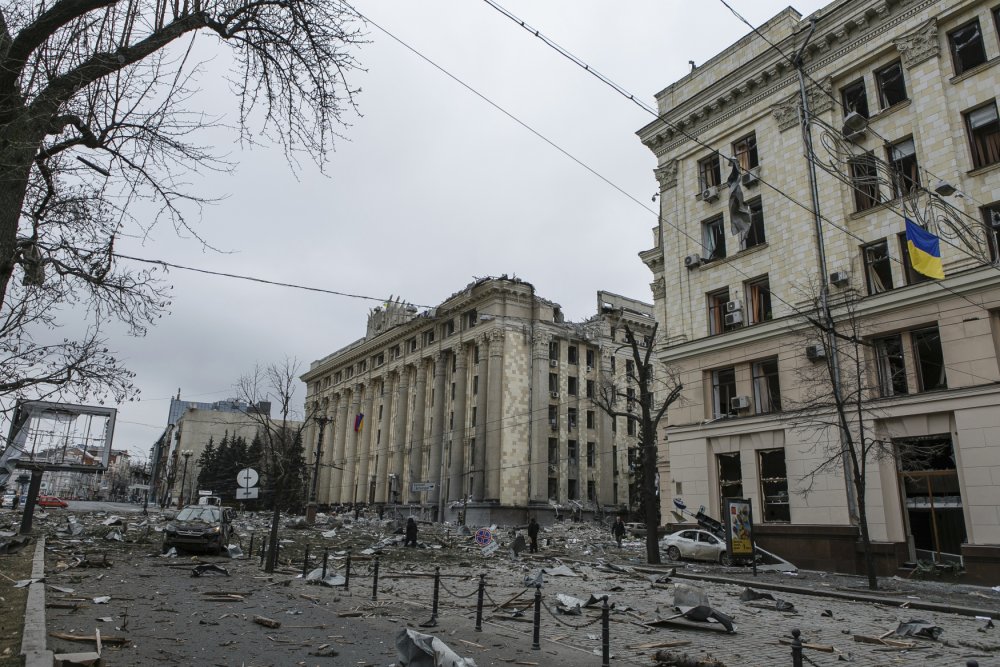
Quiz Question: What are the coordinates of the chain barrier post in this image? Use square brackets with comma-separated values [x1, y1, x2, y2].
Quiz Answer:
[531, 583, 542, 650]
[302, 544, 310, 577]
[248, 533, 255, 557]
[475, 573, 485, 632]
[601, 595, 610, 667]
[344, 551, 352, 590]
[259, 537, 266, 567]
[791, 628, 803, 667]
[371, 557, 380, 601]
[431, 567, 440, 624]
[322, 547, 329, 579]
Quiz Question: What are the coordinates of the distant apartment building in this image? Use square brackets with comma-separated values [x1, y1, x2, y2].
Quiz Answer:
[301, 277, 655, 524]
[638, 0, 1000, 580]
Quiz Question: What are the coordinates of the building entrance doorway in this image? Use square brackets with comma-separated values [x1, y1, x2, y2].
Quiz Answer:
[895, 435, 966, 564]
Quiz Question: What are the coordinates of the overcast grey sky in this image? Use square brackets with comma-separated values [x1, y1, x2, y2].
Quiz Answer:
[108, 0, 828, 457]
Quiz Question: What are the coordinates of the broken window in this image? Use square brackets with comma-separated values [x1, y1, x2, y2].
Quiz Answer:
[548, 477, 559, 501]
[408, 337, 418, 352]
[423, 329, 435, 346]
[567, 408, 578, 430]
[874, 333, 908, 396]
[587, 441, 596, 467]
[896, 435, 967, 559]
[568, 376, 578, 396]
[698, 153, 721, 190]
[548, 437, 559, 465]
[717, 452, 743, 516]
[949, 19, 987, 76]
[587, 481, 596, 501]
[568, 479, 578, 500]
[568, 345, 578, 365]
[548, 373, 558, 393]
[471, 406, 477, 427]
[841, 78, 869, 118]
[745, 275, 772, 324]
[586, 410, 595, 429]
[849, 152, 881, 212]
[549, 340, 559, 361]
[443, 319, 455, 337]
[625, 360, 635, 380]
[912, 326, 947, 391]
[702, 215, 726, 260]
[707, 288, 730, 336]
[568, 440, 578, 465]
[732, 133, 759, 170]
[862, 239, 893, 294]
[626, 417, 636, 436]
[474, 345, 480, 364]
[887, 138, 920, 198]
[586, 379, 595, 399]
[965, 102, 1000, 169]
[612, 445, 619, 474]
[897, 232, 931, 286]
[875, 60, 907, 108]
[586, 349, 595, 368]
[741, 198, 766, 250]
[752, 358, 781, 413]
[983, 203, 1000, 261]
[711, 367, 737, 418]
[548, 405, 558, 429]
[473, 375, 479, 395]
[758, 449, 790, 522]
[464, 309, 477, 329]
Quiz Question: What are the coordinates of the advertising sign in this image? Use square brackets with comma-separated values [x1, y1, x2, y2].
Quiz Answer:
[410, 482, 435, 492]
[474, 527, 493, 547]
[724, 497, 754, 559]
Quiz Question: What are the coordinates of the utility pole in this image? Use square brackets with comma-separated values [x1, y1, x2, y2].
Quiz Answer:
[178, 450, 192, 508]
[306, 415, 330, 524]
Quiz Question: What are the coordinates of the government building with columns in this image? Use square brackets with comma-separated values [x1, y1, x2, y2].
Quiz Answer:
[301, 276, 655, 525]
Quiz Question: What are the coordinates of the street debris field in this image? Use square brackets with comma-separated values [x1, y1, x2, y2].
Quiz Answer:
[3, 504, 1000, 667]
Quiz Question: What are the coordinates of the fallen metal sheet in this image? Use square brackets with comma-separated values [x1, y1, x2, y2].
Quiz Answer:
[304, 568, 346, 587]
[394, 627, 478, 667]
[894, 620, 943, 640]
[645, 615, 735, 634]
[555, 594, 585, 615]
[673, 583, 709, 610]
[191, 564, 230, 577]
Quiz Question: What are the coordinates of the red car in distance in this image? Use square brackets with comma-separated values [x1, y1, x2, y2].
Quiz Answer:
[36, 495, 69, 508]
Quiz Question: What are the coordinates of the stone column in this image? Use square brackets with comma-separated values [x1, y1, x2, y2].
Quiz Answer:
[448, 345, 469, 502]
[427, 351, 448, 511]
[472, 339, 487, 501]
[407, 361, 428, 503]
[329, 391, 349, 504]
[485, 329, 505, 502]
[391, 368, 410, 504]
[355, 384, 375, 503]
[317, 398, 336, 504]
[529, 334, 550, 503]
[374, 375, 394, 504]
[599, 349, 615, 506]
[341, 385, 362, 503]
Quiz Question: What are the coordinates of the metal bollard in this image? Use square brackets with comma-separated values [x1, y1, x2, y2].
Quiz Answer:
[371, 557, 380, 601]
[430, 567, 441, 624]
[531, 583, 542, 650]
[322, 547, 329, 579]
[344, 552, 351, 590]
[475, 573, 485, 632]
[601, 595, 610, 667]
[967, 662, 979, 667]
[302, 544, 310, 577]
[791, 628, 803, 667]
[248, 533, 255, 557]
[259, 537, 266, 566]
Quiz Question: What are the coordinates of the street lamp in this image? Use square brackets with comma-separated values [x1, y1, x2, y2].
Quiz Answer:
[178, 450, 193, 508]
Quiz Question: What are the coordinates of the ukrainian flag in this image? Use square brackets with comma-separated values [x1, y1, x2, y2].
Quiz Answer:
[905, 218, 944, 280]
[354, 413, 364, 433]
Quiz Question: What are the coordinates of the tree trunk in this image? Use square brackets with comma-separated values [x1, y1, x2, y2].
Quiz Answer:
[0, 135, 39, 304]
[855, 482, 878, 590]
[643, 436, 661, 564]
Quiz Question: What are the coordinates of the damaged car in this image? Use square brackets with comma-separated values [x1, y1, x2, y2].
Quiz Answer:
[162, 505, 234, 555]
[660, 529, 731, 565]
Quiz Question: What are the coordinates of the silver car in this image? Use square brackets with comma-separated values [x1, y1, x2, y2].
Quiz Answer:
[660, 529, 731, 565]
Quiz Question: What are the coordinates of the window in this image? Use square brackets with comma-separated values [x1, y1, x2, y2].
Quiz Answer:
[548, 373, 558, 393]
[707, 288, 730, 335]
[586, 410, 595, 429]
[862, 240, 893, 294]
[984, 203, 1000, 260]
[898, 233, 931, 285]
[895, 435, 966, 556]
[759, 449, 790, 522]
[443, 319, 455, 337]
[965, 102, 1000, 169]
[374, 353, 385, 367]
[423, 329, 435, 346]
[568, 376, 578, 396]
[586, 349, 595, 368]
[568, 440, 578, 463]
[874, 60, 906, 108]
[698, 154, 721, 190]
[702, 215, 726, 260]
[745, 276, 772, 324]
[586, 442, 596, 467]
[732, 133, 759, 170]
[717, 452, 743, 513]
[474, 345, 480, 364]
[612, 445, 618, 474]
[850, 153, 881, 212]
[358, 360, 367, 372]
[548, 405, 558, 429]
[711, 367, 737, 418]
[473, 375, 478, 395]
[450, 382, 456, 400]
[874, 333, 908, 396]
[548, 340, 559, 361]
[587, 481, 596, 501]
[567, 479, 578, 500]
[464, 309, 477, 329]
[407, 337, 418, 352]
[568, 345, 578, 365]
[626, 417, 636, 436]
[586, 380, 595, 398]
[567, 408, 578, 430]
[742, 198, 765, 249]
[334, 371, 342, 383]
[887, 138, 919, 198]
[912, 326, 947, 391]
[949, 20, 987, 75]
[471, 406, 477, 426]
[752, 358, 781, 413]
[841, 78, 869, 118]
[625, 360, 635, 380]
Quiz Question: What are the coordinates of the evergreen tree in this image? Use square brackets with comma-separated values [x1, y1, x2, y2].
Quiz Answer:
[196, 438, 217, 491]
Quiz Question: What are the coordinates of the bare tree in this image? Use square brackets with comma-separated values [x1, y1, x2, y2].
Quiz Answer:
[0, 1, 364, 405]
[235, 357, 314, 573]
[791, 291, 894, 590]
[593, 321, 682, 564]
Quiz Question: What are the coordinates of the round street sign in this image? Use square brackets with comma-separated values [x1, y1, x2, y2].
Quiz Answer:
[474, 527, 493, 547]
[237, 467, 259, 488]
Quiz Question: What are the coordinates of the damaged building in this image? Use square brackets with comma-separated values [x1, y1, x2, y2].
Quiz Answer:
[301, 276, 655, 525]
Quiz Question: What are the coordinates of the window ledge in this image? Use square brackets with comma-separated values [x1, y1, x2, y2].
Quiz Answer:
[697, 242, 769, 269]
[868, 98, 911, 122]
[949, 56, 999, 84]
[967, 161, 1000, 178]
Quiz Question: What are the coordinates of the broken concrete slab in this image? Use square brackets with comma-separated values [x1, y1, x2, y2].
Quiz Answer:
[394, 628, 478, 667]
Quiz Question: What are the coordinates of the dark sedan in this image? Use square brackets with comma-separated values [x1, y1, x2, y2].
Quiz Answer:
[162, 505, 233, 555]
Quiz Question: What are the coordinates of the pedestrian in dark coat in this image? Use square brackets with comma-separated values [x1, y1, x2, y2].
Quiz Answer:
[527, 517, 540, 553]
[612, 516, 626, 548]
[405, 517, 418, 547]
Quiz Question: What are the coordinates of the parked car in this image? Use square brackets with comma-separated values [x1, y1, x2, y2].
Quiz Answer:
[162, 504, 234, 555]
[660, 529, 731, 565]
[36, 495, 69, 508]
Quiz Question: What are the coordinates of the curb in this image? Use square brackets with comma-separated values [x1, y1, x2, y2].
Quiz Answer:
[21, 535, 52, 667]
[672, 570, 1000, 619]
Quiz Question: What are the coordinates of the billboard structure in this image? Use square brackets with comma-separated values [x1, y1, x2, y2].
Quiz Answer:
[0, 400, 117, 488]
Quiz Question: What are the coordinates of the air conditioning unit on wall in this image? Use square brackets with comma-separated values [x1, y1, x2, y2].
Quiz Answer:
[701, 185, 720, 202]
[684, 254, 702, 268]
[730, 396, 751, 411]
[805, 344, 826, 361]
[724, 311, 743, 326]
[549, 359, 558, 367]
[725, 300, 742, 313]
[742, 167, 760, 187]
[829, 271, 850, 287]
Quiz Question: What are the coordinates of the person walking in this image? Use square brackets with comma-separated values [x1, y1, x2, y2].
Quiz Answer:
[612, 515, 626, 548]
[405, 517, 418, 547]
[527, 517, 540, 553]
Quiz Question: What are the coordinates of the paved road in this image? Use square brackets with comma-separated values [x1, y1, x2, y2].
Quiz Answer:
[61, 500, 149, 514]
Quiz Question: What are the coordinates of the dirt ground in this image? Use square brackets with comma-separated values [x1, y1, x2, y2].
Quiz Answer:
[0, 528, 32, 667]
